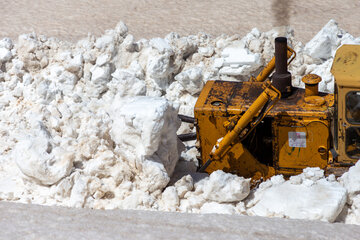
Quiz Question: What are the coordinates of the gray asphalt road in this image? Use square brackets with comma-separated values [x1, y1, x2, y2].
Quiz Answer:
[1, 201, 360, 240]
[0, 0, 359, 43]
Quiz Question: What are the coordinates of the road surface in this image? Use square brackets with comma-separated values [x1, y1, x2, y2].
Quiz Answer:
[1, 201, 360, 240]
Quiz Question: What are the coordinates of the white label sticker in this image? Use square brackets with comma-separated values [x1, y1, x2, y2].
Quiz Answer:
[288, 132, 306, 148]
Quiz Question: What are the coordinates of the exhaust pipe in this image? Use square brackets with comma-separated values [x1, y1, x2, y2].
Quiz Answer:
[272, 37, 292, 97]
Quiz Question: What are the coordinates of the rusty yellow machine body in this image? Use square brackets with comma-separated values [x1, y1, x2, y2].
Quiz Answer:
[331, 45, 360, 163]
[194, 39, 360, 179]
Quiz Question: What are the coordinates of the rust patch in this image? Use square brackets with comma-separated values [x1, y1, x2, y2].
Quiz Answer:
[209, 115, 217, 125]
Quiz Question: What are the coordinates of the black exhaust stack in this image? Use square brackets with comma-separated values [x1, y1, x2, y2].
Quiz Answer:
[272, 37, 292, 97]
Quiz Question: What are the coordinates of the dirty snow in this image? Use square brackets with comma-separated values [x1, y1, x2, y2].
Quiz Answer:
[0, 19, 358, 224]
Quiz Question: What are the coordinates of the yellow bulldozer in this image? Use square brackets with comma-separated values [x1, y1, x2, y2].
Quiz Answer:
[179, 37, 360, 180]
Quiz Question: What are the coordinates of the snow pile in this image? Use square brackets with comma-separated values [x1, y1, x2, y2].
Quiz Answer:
[247, 168, 347, 222]
[304, 19, 360, 61]
[171, 171, 249, 214]
[0, 22, 187, 209]
[338, 161, 360, 224]
[0, 19, 359, 224]
[290, 20, 360, 93]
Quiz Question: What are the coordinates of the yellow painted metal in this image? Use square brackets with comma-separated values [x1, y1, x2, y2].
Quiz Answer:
[274, 121, 329, 171]
[254, 47, 296, 82]
[198, 82, 280, 179]
[210, 82, 280, 161]
[331, 44, 360, 164]
[302, 74, 322, 97]
[331, 44, 360, 88]
[195, 110, 276, 179]
[304, 96, 326, 106]
[194, 80, 333, 179]
[336, 86, 360, 163]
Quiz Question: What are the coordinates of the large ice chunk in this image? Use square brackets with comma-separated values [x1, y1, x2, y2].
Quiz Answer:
[107, 65, 146, 98]
[196, 170, 250, 203]
[109, 96, 182, 192]
[219, 47, 261, 77]
[150, 38, 173, 54]
[303, 19, 357, 61]
[247, 168, 347, 222]
[222, 47, 260, 66]
[13, 123, 74, 185]
[174, 66, 203, 95]
[339, 161, 360, 200]
[0, 47, 12, 62]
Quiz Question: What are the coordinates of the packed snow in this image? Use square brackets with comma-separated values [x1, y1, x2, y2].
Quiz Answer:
[247, 169, 347, 222]
[0, 19, 359, 224]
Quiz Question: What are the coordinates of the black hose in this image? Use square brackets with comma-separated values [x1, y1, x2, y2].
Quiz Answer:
[178, 114, 195, 123]
[178, 132, 197, 142]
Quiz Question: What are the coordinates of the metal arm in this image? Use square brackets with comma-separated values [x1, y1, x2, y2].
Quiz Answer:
[199, 81, 281, 172]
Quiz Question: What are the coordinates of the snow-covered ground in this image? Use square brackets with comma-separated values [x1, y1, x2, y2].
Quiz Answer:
[0, 19, 359, 225]
[1, 201, 360, 240]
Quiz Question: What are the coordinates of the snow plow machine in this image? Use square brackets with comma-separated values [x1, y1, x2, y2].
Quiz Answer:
[180, 37, 360, 180]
